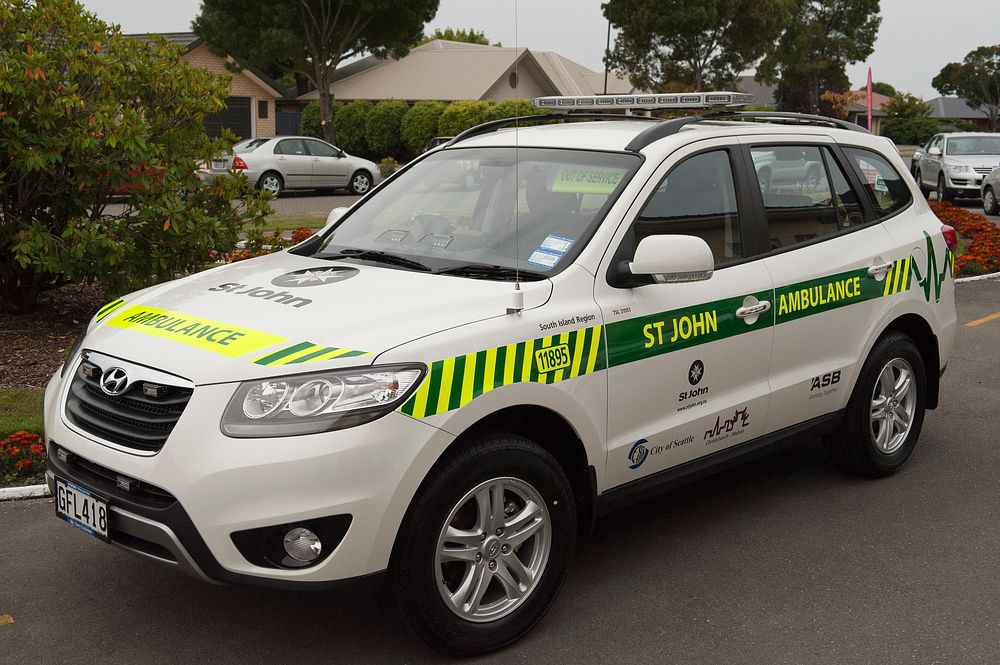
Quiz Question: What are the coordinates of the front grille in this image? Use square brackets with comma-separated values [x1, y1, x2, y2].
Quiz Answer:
[974, 167, 994, 175]
[64, 358, 192, 453]
[52, 443, 177, 508]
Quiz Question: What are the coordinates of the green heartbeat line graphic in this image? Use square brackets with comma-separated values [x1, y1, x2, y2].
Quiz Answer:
[909, 231, 953, 303]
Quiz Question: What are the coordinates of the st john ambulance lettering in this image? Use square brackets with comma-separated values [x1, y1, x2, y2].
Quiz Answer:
[208, 283, 313, 308]
[778, 276, 861, 317]
[643, 309, 718, 348]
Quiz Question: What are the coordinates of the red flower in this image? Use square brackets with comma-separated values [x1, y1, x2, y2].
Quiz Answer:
[30, 443, 45, 456]
[6, 446, 20, 456]
[15, 459, 33, 471]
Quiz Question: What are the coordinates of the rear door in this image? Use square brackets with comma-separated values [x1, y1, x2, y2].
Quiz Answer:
[595, 140, 775, 489]
[272, 138, 313, 188]
[741, 136, 901, 433]
[306, 139, 350, 188]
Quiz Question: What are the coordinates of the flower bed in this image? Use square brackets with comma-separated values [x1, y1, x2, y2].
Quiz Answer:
[929, 201, 1000, 276]
[1, 431, 47, 488]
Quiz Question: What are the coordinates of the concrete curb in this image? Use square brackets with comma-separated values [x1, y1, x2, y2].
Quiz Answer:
[0, 484, 50, 501]
[956, 271, 1000, 283]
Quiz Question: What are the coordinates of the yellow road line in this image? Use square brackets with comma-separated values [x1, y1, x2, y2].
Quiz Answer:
[0, 614, 13, 627]
[966, 311, 1000, 328]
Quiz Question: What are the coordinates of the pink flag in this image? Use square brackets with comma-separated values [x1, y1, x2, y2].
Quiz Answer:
[866, 67, 873, 131]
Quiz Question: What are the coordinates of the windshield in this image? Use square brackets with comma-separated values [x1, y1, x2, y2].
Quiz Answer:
[306, 147, 641, 277]
[946, 136, 1000, 156]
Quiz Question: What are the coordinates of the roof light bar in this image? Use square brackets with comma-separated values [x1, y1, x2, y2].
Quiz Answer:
[532, 91, 755, 111]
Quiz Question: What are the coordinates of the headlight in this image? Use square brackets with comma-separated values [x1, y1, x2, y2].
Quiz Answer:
[60, 324, 90, 378]
[945, 163, 969, 174]
[221, 364, 425, 437]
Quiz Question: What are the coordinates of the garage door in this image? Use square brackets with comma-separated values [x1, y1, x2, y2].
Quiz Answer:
[203, 96, 252, 139]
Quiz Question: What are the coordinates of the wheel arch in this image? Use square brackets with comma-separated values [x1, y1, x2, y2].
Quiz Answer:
[878, 313, 941, 409]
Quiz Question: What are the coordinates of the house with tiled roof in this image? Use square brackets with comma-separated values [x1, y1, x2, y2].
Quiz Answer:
[299, 39, 637, 104]
[924, 97, 989, 131]
[128, 32, 287, 139]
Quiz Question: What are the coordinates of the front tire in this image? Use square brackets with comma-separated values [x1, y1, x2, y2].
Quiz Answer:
[824, 332, 927, 477]
[915, 169, 930, 198]
[389, 432, 576, 655]
[937, 174, 954, 202]
[349, 170, 372, 195]
[984, 187, 999, 215]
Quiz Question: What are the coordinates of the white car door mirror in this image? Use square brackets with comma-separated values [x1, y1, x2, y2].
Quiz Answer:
[629, 235, 714, 284]
[928, 146, 942, 157]
[324, 206, 349, 229]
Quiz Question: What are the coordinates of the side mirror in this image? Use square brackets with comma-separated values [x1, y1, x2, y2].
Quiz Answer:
[337, 149, 346, 159]
[629, 235, 714, 284]
[928, 146, 942, 157]
[324, 206, 349, 229]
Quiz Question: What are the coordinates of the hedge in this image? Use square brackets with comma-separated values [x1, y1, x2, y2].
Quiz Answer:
[401, 100, 448, 154]
[336, 100, 374, 156]
[365, 100, 410, 158]
[438, 100, 496, 137]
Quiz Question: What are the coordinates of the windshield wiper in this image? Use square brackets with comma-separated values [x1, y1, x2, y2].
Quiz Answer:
[437, 264, 548, 282]
[327, 249, 432, 272]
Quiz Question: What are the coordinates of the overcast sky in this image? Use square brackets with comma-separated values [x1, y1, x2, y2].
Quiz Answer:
[79, 0, 997, 99]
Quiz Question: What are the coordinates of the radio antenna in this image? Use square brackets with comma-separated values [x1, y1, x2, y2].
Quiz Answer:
[507, 0, 524, 315]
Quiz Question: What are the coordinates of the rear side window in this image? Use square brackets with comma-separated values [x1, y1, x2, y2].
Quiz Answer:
[751, 146, 840, 249]
[843, 147, 912, 217]
[636, 150, 743, 265]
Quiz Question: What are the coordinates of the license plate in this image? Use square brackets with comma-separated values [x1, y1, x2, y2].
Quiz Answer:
[211, 160, 226, 170]
[55, 478, 110, 542]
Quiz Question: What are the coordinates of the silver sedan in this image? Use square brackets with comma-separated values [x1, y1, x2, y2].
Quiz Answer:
[983, 166, 1000, 216]
[200, 136, 382, 197]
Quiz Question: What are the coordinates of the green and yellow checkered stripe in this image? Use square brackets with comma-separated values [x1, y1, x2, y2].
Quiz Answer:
[400, 325, 605, 419]
[882, 257, 912, 296]
[94, 298, 125, 323]
[254, 341, 370, 366]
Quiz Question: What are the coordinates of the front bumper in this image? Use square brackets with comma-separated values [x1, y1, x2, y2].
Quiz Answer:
[44, 365, 454, 586]
[944, 173, 984, 192]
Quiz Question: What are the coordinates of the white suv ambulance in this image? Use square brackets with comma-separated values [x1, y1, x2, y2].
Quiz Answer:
[45, 93, 957, 654]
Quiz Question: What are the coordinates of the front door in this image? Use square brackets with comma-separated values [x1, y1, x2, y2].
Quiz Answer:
[306, 139, 350, 188]
[596, 141, 775, 489]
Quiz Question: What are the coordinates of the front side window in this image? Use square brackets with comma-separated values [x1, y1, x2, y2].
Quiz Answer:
[274, 139, 307, 156]
[307, 140, 339, 158]
[306, 147, 641, 277]
[843, 147, 912, 217]
[635, 150, 742, 265]
[751, 146, 840, 249]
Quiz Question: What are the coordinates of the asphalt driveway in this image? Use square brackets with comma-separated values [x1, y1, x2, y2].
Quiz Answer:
[1, 280, 999, 664]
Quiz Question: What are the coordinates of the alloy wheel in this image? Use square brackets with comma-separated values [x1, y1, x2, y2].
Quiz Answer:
[434, 477, 551, 623]
[869, 358, 917, 454]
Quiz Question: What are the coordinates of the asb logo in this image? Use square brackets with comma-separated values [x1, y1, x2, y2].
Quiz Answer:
[100, 367, 129, 396]
[627, 439, 649, 469]
[271, 267, 358, 288]
[688, 359, 704, 385]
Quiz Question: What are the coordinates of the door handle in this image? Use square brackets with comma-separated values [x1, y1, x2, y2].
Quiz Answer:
[868, 262, 893, 277]
[736, 301, 771, 318]
[312, 157, 320, 162]
[276, 156, 286, 161]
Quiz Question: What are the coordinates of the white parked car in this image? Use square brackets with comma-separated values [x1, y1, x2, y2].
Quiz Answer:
[912, 132, 1000, 201]
[199, 136, 381, 197]
[982, 166, 1000, 215]
[47, 93, 957, 655]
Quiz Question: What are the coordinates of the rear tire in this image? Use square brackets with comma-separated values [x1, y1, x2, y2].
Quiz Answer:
[984, 187, 999, 215]
[257, 171, 283, 197]
[389, 432, 576, 655]
[824, 332, 927, 477]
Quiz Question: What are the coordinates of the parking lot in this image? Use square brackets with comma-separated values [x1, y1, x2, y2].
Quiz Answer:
[1, 279, 998, 664]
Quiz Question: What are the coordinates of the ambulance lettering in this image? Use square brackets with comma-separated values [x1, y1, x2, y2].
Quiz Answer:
[778, 277, 861, 317]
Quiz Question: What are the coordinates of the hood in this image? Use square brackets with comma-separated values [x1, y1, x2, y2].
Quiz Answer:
[83, 252, 552, 385]
[947, 154, 1000, 169]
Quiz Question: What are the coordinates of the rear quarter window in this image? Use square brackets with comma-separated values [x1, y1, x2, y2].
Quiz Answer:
[843, 147, 912, 217]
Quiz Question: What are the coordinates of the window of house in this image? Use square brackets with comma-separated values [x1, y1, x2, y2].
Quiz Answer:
[635, 150, 743, 265]
[258, 100, 268, 119]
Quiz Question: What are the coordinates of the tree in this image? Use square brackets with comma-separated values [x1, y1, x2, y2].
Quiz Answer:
[603, 0, 791, 91]
[757, 0, 882, 115]
[932, 45, 1000, 131]
[871, 81, 897, 97]
[193, 0, 440, 144]
[365, 100, 409, 157]
[0, 0, 270, 312]
[820, 90, 864, 119]
[415, 27, 493, 47]
[401, 101, 447, 154]
[880, 93, 938, 145]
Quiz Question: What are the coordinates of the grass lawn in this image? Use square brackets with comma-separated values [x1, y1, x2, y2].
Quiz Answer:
[0, 387, 45, 438]
[262, 212, 328, 233]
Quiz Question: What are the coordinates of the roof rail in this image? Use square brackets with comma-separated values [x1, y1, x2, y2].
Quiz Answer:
[624, 110, 869, 152]
[444, 112, 660, 148]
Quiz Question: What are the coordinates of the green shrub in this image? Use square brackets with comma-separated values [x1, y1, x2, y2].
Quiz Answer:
[0, 0, 272, 312]
[881, 116, 941, 146]
[437, 100, 496, 137]
[379, 157, 401, 176]
[365, 100, 409, 157]
[401, 100, 447, 154]
[301, 100, 321, 138]
[335, 100, 373, 156]
[486, 98, 546, 122]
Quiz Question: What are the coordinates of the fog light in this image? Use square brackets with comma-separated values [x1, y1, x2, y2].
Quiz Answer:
[283, 527, 322, 562]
